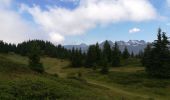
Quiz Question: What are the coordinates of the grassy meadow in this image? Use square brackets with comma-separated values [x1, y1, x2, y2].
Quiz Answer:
[0, 53, 170, 100]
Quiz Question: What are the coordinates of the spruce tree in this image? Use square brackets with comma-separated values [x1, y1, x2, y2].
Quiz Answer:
[112, 42, 121, 67]
[95, 43, 102, 66]
[70, 48, 83, 67]
[100, 54, 109, 74]
[144, 28, 170, 78]
[122, 47, 130, 59]
[28, 43, 44, 73]
[85, 45, 97, 67]
[103, 40, 112, 64]
[142, 44, 151, 66]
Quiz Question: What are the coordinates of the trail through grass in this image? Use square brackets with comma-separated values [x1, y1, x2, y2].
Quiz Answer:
[86, 79, 152, 100]
[1, 53, 170, 100]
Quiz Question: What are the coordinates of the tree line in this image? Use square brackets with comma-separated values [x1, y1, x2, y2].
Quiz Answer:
[0, 39, 133, 74]
[0, 40, 72, 73]
[70, 41, 133, 74]
[0, 40, 71, 59]
[1, 28, 169, 78]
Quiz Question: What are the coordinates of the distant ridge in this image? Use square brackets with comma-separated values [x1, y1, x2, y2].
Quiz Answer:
[64, 40, 148, 54]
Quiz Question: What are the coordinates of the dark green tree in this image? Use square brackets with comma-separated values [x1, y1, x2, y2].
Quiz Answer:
[100, 54, 109, 74]
[95, 43, 102, 66]
[144, 28, 170, 78]
[103, 40, 112, 64]
[122, 47, 130, 59]
[70, 48, 83, 67]
[85, 45, 97, 67]
[85, 43, 102, 69]
[141, 44, 151, 66]
[112, 42, 121, 67]
[28, 43, 44, 73]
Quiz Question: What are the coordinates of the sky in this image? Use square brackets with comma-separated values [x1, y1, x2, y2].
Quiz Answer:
[0, 0, 170, 45]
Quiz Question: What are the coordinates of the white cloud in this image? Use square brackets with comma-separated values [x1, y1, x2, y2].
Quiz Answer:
[49, 32, 65, 43]
[0, 0, 158, 44]
[0, 0, 64, 44]
[21, 0, 157, 40]
[0, 0, 11, 7]
[0, 10, 27, 43]
[167, 0, 170, 7]
[129, 28, 141, 33]
[0, 0, 34, 44]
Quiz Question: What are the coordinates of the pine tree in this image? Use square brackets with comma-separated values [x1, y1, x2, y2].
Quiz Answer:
[122, 47, 130, 59]
[144, 28, 170, 78]
[112, 42, 121, 67]
[85, 45, 97, 67]
[70, 48, 83, 67]
[28, 43, 44, 73]
[103, 40, 112, 64]
[95, 43, 102, 66]
[100, 54, 109, 74]
[142, 44, 151, 66]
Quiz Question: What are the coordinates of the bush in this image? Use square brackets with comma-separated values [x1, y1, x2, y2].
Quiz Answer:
[28, 43, 44, 73]
[29, 62, 44, 73]
[100, 66, 109, 74]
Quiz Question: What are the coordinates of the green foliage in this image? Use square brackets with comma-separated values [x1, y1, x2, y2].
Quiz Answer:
[0, 40, 16, 53]
[122, 47, 130, 59]
[86, 45, 97, 67]
[16, 40, 71, 59]
[143, 28, 170, 78]
[85, 43, 102, 68]
[103, 40, 112, 63]
[2, 53, 170, 99]
[28, 43, 44, 73]
[70, 48, 83, 67]
[87, 70, 170, 99]
[141, 44, 152, 66]
[0, 53, 116, 100]
[0, 77, 105, 100]
[105, 71, 170, 88]
[100, 56, 109, 74]
[100, 66, 109, 74]
[112, 42, 121, 67]
[95, 43, 102, 65]
[0, 56, 28, 73]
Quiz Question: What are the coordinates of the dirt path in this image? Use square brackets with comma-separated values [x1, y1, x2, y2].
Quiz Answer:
[86, 79, 156, 100]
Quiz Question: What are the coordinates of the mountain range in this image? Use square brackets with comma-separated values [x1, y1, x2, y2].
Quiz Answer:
[64, 40, 148, 54]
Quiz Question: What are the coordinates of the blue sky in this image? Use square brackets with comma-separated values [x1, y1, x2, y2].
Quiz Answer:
[0, 0, 170, 44]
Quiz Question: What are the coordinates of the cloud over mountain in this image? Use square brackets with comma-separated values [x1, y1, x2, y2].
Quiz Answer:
[21, 0, 158, 43]
[129, 28, 141, 33]
[0, 0, 159, 44]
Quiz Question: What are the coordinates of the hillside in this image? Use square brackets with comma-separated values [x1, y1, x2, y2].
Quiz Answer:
[0, 53, 142, 100]
[1, 53, 170, 100]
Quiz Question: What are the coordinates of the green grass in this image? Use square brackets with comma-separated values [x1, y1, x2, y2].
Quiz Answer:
[1, 53, 170, 100]
[86, 69, 170, 100]
[0, 72, 123, 100]
[0, 53, 141, 100]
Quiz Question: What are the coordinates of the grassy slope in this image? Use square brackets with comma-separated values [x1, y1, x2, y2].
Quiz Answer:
[1, 53, 170, 100]
[0, 53, 138, 100]
[45, 57, 170, 100]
